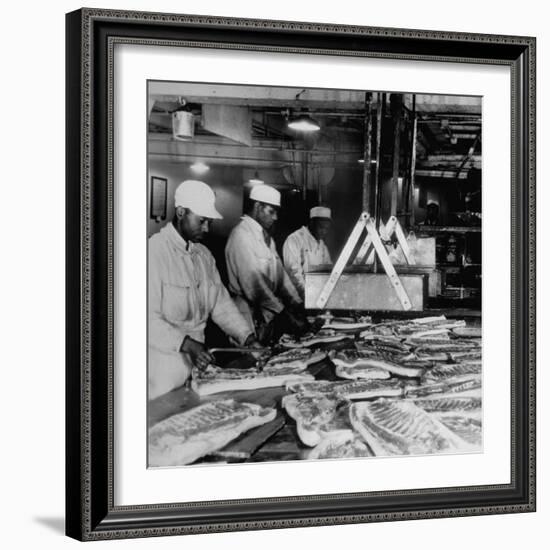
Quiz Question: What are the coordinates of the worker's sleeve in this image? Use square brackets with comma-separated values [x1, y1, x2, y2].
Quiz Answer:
[323, 242, 332, 264]
[208, 257, 254, 345]
[148, 244, 187, 352]
[279, 259, 303, 306]
[226, 233, 286, 319]
[282, 235, 305, 297]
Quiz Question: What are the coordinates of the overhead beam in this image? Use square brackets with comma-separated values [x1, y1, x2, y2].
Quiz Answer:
[148, 133, 363, 168]
[415, 169, 469, 179]
[449, 124, 482, 131]
[425, 154, 482, 162]
[412, 94, 481, 114]
[152, 85, 480, 115]
[150, 81, 376, 109]
[450, 133, 479, 140]
[418, 154, 481, 170]
[149, 153, 367, 169]
[149, 132, 361, 154]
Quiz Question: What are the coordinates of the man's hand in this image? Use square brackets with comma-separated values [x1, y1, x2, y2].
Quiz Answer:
[244, 334, 269, 360]
[311, 316, 326, 333]
[273, 308, 310, 339]
[180, 336, 214, 370]
[244, 333, 261, 348]
[286, 304, 310, 335]
[288, 310, 310, 336]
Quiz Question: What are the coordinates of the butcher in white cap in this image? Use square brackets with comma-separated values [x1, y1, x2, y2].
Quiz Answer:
[225, 184, 307, 344]
[423, 200, 440, 226]
[283, 206, 332, 298]
[148, 180, 260, 399]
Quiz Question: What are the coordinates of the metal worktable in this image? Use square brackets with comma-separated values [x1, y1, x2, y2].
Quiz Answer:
[147, 313, 480, 465]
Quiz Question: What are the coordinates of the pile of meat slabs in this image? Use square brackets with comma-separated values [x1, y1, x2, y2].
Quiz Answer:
[148, 400, 277, 466]
[191, 349, 326, 396]
[281, 315, 482, 459]
[149, 315, 482, 465]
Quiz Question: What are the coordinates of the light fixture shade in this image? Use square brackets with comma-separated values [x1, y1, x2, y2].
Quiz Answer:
[287, 113, 320, 132]
[172, 111, 195, 141]
[190, 161, 209, 175]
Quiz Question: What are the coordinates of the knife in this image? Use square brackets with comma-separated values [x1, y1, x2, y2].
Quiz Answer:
[208, 347, 271, 354]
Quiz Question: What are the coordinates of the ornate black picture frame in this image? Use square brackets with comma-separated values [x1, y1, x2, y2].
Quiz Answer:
[65, 8, 536, 541]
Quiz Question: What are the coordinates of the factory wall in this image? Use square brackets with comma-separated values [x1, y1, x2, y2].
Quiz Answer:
[147, 160, 245, 239]
[148, 160, 322, 258]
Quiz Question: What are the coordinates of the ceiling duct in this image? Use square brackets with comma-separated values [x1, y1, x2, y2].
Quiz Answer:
[202, 104, 253, 146]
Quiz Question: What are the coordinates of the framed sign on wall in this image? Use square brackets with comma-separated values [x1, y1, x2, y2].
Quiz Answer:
[150, 176, 168, 222]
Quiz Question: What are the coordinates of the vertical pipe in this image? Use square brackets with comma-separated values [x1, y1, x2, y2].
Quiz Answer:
[373, 93, 383, 225]
[390, 94, 403, 217]
[317, 163, 322, 204]
[362, 92, 373, 213]
[302, 152, 308, 202]
[409, 96, 418, 227]
[403, 102, 412, 223]
[373, 92, 384, 274]
[375, 93, 386, 228]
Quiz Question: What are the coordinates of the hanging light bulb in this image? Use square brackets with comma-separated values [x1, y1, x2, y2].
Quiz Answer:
[190, 161, 209, 175]
[287, 111, 320, 132]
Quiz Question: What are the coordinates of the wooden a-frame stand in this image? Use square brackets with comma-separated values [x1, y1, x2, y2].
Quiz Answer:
[315, 212, 415, 310]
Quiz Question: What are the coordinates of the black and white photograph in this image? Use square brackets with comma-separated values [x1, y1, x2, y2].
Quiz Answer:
[146, 81, 483, 467]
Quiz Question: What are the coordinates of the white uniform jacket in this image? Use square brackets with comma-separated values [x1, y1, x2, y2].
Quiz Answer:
[225, 215, 302, 326]
[148, 223, 252, 399]
[282, 226, 332, 296]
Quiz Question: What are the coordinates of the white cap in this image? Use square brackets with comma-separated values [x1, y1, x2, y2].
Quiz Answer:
[174, 180, 223, 219]
[310, 206, 331, 219]
[249, 184, 281, 207]
[427, 200, 439, 207]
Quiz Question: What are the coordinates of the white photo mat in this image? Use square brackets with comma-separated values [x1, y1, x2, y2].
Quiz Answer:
[114, 44, 511, 506]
